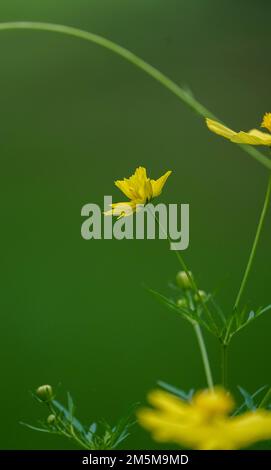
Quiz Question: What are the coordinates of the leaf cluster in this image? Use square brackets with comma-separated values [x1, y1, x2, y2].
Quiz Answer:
[148, 278, 271, 346]
[21, 390, 135, 450]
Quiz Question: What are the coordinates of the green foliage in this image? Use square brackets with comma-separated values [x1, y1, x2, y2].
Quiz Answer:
[158, 380, 194, 401]
[158, 380, 270, 415]
[222, 305, 271, 345]
[233, 386, 268, 415]
[147, 284, 219, 337]
[21, 388, 135, 450]
[149, 276, 271, 348]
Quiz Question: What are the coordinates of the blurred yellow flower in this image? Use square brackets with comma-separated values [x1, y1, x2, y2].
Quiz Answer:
[104, 167, 172, 217]
[206, 114, 271, 146]
[138, 388, 271, 450]
[261, 112, 271, 133]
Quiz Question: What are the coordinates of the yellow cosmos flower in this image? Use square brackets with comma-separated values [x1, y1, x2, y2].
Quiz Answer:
[104, 167, 172, 217]
[138, 388, 271, 450]
[261, 112, 271, 133]
[206, 113, 271, 146]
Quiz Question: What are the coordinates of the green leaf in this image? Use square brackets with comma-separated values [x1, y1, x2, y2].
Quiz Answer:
[108, 405, 137, 449]
[89, 422, 97, 434]
[20, 422, 52, 434]
[238, 386, 255, 410]
[233, 386, 267, 415]
[146, 285, 220, 337]
[67, 392, 75, 422]
[52, 399, 85, 435]
[158, 380, 194, 401]
[224, 304, 271, 344]
[86, 422, 97, 443]
[147, 287, 196, 324]
[209, 296, 227, 325]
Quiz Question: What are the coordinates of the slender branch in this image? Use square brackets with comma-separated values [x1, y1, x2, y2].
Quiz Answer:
[69, 427, 90, 450]
[193, 323, 214, 389]
[0, 21, 270, 170]
[233, 173, 271, 311]
[47, 402, 90, 450]
[152, 211, 218, 334]
[150, 209, 215, 388]
[174, 250, 219, 334]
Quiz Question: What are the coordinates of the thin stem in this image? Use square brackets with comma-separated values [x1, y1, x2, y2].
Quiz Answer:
[233, 173, 271, 311]
[47, 402, 90, 450]
[259, 387, 271, 409]
[69, 427, 90, 450]
[0, 21, 270, 170]
[221, 343, 228, 388]
[174, 250, 219, 334]
[152, 211, 218, 334]
[150, 209, 214, 388]
[193, 323, 214, 389]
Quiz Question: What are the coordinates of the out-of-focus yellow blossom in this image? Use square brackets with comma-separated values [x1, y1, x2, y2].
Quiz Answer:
[104, 167, 171, 217]
[261, 112, 271, 133]
[138, 388, 271, 450]
[206, 114, 271, 146]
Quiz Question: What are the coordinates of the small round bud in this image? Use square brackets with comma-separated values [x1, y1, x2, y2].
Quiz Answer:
[177, 298, 188, 308]
[36, 384, 53, 402]
[194, 290, 207, 303]
[47, 414, 56, 425]
[176, 271, 193, 290]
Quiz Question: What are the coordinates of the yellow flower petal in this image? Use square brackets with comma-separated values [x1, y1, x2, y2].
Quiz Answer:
[106, 167, 171, 217]
[228, 410, 271, 449]
[206, 118, 236, 139]
[138, 178, 153, 202]
[147, 390, 189, 416]
[137, 409, 197, 447]
[231, 129, 271, 145]
[138, 388, 271, 450]
[261, 112, 271, 132]
[104, 201, 138, 217]
[206, 117, 271, 146]
[134, 166, 147, 179]
[151, 170, 172, 198]
[114, 180, 135, 199]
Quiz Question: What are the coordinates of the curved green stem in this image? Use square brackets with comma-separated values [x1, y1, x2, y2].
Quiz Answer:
[233, 173, 271, 311]
[0, 21, 270, 170]
[193, 323, 214, 389]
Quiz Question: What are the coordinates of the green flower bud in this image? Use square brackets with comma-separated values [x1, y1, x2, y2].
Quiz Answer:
[194, 290, 207, 303]
[177, 298, 188, 308]
[176, 271, 193, 290]
[47, 414, 56, 425]
[36, 384, 53, 402]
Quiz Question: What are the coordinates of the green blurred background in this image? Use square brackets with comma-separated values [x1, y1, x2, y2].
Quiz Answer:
[1, 0, 271, 449]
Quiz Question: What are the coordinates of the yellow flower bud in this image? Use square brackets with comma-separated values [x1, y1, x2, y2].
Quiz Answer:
[176, 271, 193, 290]
[36, 384, 53, 402]
[47, 414, 56, 425]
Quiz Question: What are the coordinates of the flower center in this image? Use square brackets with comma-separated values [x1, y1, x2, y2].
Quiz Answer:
[192, 389, 235, 420]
